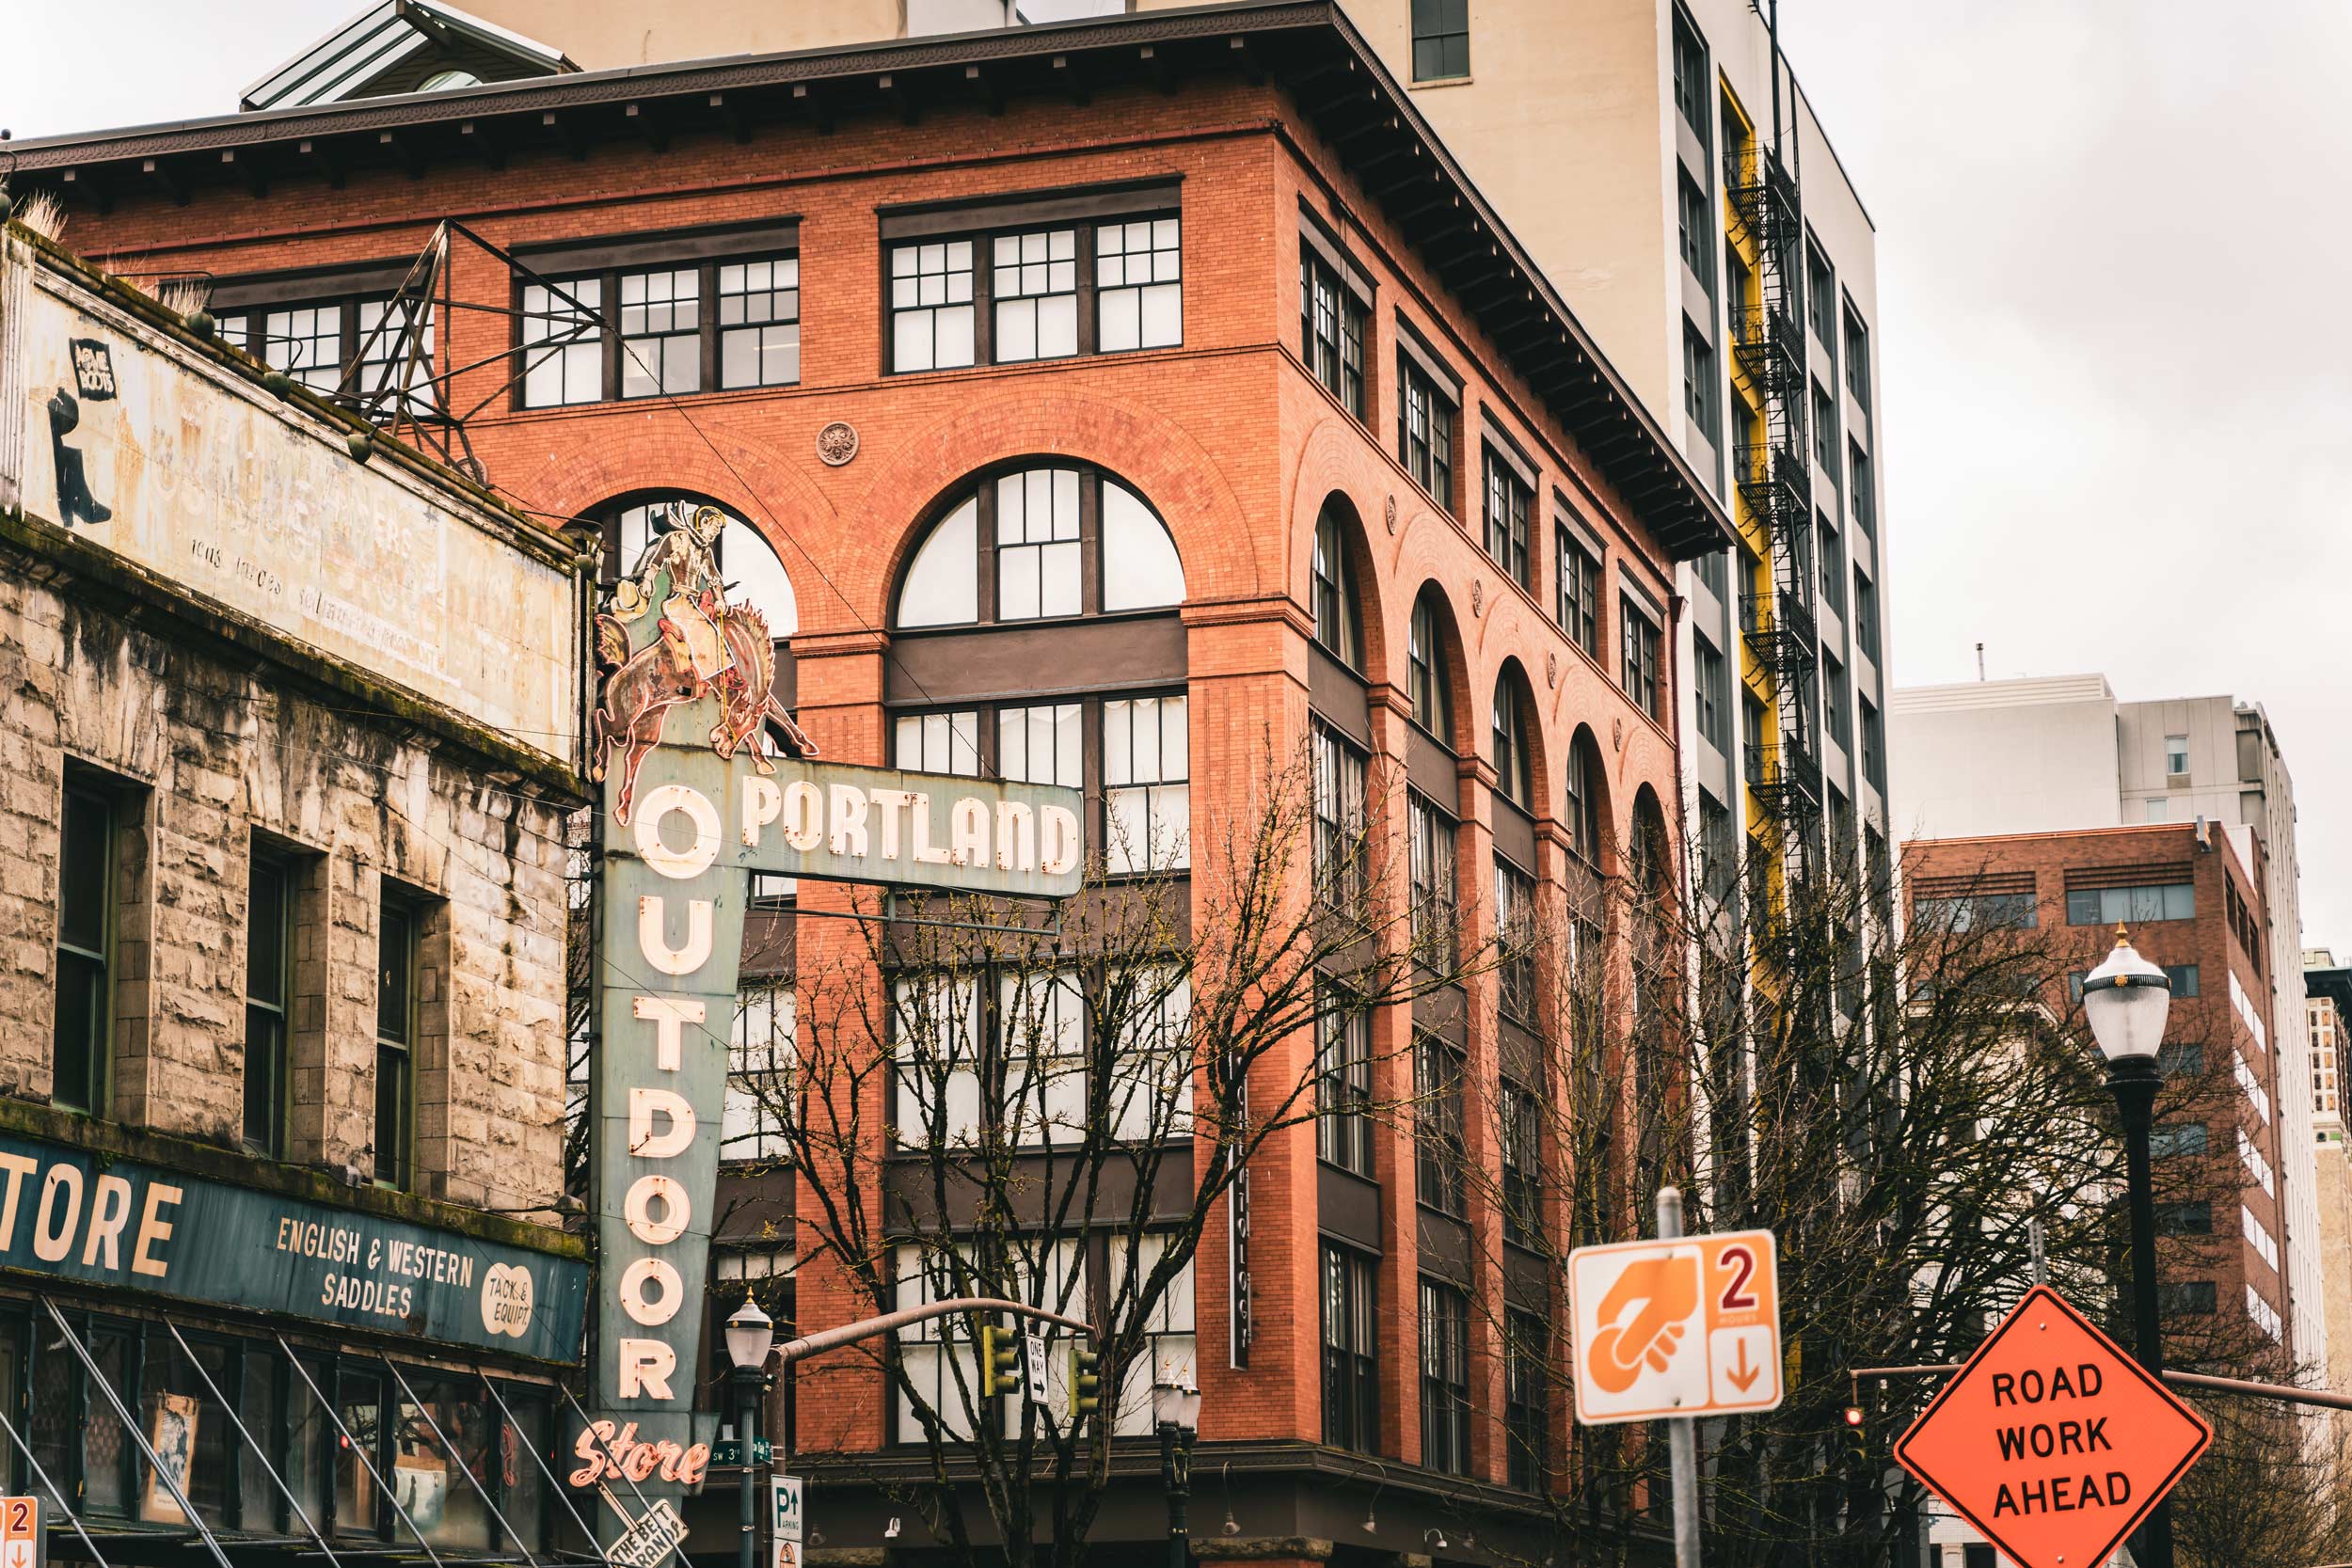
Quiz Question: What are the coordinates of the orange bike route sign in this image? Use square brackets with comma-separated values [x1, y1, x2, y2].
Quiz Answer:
[1568, 1228, 1782, 1425]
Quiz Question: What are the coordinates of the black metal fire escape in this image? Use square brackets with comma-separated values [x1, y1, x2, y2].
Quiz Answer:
[1726, 137, 1822, 871]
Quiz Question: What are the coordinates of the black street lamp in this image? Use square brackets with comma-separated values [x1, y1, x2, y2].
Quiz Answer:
[2082, 925, 2175, 1568]
[1152, 1381, 1203, 1568]
[725, 1299, 776, 1568]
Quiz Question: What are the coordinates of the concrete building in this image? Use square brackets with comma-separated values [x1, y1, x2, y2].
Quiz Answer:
[0, 218, 590, 1558]
[437, 0, 1897, 921]
[1892, 675, 2326, 1397]
[2309, 952, 2352, 1416]
[8, 6, 1730, 1560]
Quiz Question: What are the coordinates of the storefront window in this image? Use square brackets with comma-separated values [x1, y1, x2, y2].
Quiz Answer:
[500, 1390, 552, 1555]
[398, 1380, 498, 1550]
[336, 1370, 385, 1539]
[0, 1320, 19, 1495]
[286, 1354, 330, 1532]
[140, 1329, 233, 1527]
[28, 1336, 72, 1508]
[85, 1326, 132, 1517]
[240, 1350, 281, 1531]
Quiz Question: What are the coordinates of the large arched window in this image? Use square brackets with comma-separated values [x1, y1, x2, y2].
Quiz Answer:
[1407, 588, 1453, 742]
[608, 493, 799, 636]
[1491, 668, 1534, 812]
[1311, 499, 1363, 671]
[1565, 726, 1605, 868]
[896, 464, 1184, 628]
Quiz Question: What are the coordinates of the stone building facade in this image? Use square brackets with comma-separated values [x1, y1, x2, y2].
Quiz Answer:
[0, 222, 592, 1560]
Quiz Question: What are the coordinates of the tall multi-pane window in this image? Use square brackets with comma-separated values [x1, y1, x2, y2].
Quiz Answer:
[726, 986, 794, 1162]
[617, 267, 701, 397]
[1096, 218, 1183, 351]
[262, 304, 344, 393]
[1419, 1279, 1472, 1476]
[1848, 442, 1876, 538]
[1504, 1311, 1549, 1490]
[1677, 175, 1713, 290]
[1300, 251, 1367, 420]
[1501, 1079, 1541, 1247]
[994, 467, 1083, 620]
[55, 783, 114, 1117]
[2166, 734, 2191, 777]
[1621, 600, 1661, 721]
[1683, 324, 1718, 446]
[1565, 735, 1602, 868]
[1312, 507, 1363, 668]
[1315, 988, 1374, 1176]
[1408, 594, 1451, 736]
[1398, 356, 1456, 509]
[1854, 571, 1881, 659]
[1408, 793, 1458, 974]
[1823, 654, 1851, 747]
[1409, 0, 1470, 81]
[1671, 8, 1709, 143]
[353, 297, 438, 416]
[991, 229, 1080, 363]
[1104, 695, 1190, 874]
[894, 710, 982, 776]
[374, 897, 417, 1191]
[1414, 1031, 1466, 1215]
[1492, 676, 1533, 810]
[889, 241, 977, 372]
[1483, 449, 1533, 589]
[1694, 640, 1728, 752]
[1818, 515, 1846, 615]
[1860, 697, 1884, 790]
[245, 852, 294, 1156]
[1496, 858, 1536, 1024]
[1843, 306, 1871, 411]
[1321, 1245, 1378, 1452]
[997, 704, 1083, 788]
[716, 258, 801, 388]
[1312, 722, 1370, 912]
[1812, 384, 1837, 475]
[1556, 530, 1600, 657]
[519, 277, 602, 406]
[1806, 243, 1836, 348]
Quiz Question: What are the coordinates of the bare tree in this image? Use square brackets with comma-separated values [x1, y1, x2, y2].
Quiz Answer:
[730, 735, 1492, 1568]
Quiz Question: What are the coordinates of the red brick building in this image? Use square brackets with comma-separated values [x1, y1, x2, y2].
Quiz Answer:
[13, 6, 1730, 1561]
[1905, 824, 2290, 1359]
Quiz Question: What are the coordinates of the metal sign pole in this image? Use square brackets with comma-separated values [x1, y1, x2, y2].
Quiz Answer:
[1656, 1188, 1702, 1568]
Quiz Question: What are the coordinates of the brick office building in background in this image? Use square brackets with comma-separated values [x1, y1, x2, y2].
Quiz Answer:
[1904, 824, 2291, 1355]
[11, 5, 1733, 1560]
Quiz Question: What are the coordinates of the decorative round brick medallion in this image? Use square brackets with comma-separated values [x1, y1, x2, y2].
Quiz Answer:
[816, 420, 860, 467]
[1384, 494, 1398, 534]
[1470, 580, 1484, 617]
[1546, 651, 1559, 689]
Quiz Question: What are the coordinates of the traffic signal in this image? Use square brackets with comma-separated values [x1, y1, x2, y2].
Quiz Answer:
[1070, 1339, 1102, 1419]
[1842, 1404, 1867, 1463]
[977, 1321, 1020, 1400]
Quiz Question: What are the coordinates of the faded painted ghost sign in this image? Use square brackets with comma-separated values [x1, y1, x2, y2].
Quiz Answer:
[586, 505, 1082, 1528]
[0, 234, 580, 770]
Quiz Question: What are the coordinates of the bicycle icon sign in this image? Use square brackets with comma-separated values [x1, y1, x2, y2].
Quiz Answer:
[1569, 1228, 1783, 1425]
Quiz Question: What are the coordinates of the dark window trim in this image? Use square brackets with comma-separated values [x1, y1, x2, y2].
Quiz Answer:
[512, 216, 803, 277]
[885, 180, 1182, 242]
[1481, 413, 1538, 490]
[1297, 201, 1375, 301]
[1393, 313, 1463, 402]
[209, 260, 420, 311]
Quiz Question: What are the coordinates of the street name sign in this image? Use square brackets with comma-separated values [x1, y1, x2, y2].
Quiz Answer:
[1894, 1285, 2211, 1568]
[1569, 1227, 1782, 1424]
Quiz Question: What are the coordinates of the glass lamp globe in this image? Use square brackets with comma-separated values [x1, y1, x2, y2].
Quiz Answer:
[725, 1298, 775, 1370]
[2082, 926, 2173, 1064]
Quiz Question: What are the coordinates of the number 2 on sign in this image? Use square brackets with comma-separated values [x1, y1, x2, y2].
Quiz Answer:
[3, 1504, 27, 1535]
[1718, 1243, 1758, 1311]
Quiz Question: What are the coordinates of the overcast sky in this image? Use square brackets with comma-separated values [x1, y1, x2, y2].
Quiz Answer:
[8, 2, 2348, 944]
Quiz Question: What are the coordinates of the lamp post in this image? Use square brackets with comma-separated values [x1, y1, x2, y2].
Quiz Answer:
[2082, 925, 2175, 1568]
[725, 1299, 776, 1568]
[1152, 1381, 1203, 1568]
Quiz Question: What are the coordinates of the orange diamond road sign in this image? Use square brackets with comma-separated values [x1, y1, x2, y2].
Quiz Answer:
[1569, 1228, 1781, 1425]
[1894, 1285, 2211, 1568]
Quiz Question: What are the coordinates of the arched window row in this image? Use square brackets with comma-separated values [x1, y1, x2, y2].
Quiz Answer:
[896, 463, 1185, 629]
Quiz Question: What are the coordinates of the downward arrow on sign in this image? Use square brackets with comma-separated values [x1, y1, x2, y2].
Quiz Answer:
[1725, 1338, 1760, 1392]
